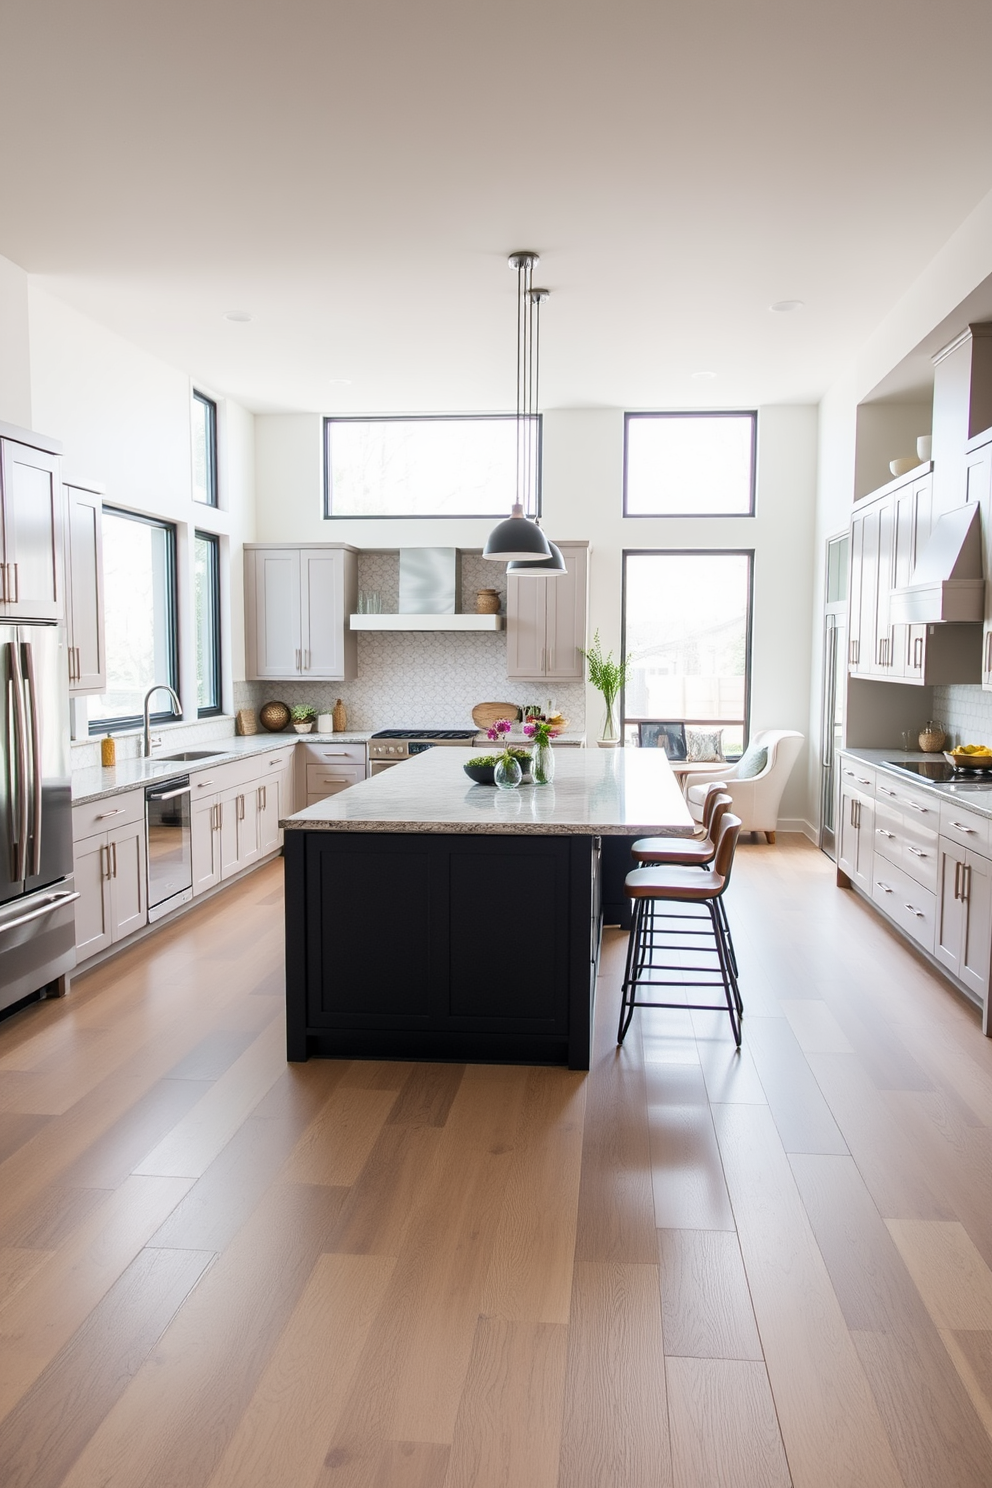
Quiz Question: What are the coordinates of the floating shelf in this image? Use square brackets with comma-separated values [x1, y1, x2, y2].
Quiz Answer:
[349, 613, 504, 632]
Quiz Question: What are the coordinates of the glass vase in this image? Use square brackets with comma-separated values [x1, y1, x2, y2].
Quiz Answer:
[494, 753, 523, 790]
[532, 740, 555, 785]
[599, 698, 619, 747]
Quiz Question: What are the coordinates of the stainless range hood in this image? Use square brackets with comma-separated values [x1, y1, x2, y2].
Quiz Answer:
[889, 502, 985, 625]
[350, 548, 504, 632]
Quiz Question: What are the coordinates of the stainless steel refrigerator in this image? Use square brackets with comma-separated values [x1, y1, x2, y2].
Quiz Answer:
[0, 622, 76, 1014]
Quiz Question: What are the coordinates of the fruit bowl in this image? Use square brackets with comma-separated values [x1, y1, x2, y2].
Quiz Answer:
[944, 749, 992, 771]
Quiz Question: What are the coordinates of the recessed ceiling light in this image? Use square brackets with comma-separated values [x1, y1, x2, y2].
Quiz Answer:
[769, 300, 804, 313]
[223, 311, 254, 323]
[691, 370, 717, 380]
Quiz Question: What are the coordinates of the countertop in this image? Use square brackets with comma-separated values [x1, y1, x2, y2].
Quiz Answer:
[282, 745, 694, 836]
[71, 733, 370, 806]
[840, 745, 992, 822]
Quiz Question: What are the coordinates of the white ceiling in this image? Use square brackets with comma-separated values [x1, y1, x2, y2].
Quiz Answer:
[4, 0, 992, 415]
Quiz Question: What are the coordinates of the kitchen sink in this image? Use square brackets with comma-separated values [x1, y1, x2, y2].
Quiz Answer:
[154, 749, 227, 762]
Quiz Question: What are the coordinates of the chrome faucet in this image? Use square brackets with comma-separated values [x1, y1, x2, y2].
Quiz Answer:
[143, 684, 182, 756]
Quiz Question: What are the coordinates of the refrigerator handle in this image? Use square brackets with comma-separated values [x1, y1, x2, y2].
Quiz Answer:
[8, 641, 29, 883]
[22, 640, 43, 877]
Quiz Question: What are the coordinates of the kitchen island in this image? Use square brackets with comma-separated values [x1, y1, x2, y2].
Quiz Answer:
[282, 746, 693, 1069]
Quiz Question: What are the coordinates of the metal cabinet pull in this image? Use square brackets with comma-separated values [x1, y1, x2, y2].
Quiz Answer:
[111, 841, 118, 878]
[259, 785, 266, 810]
[903, 903, 925, 918]
[295, 648, 301, 671]
[954, 860, 962, 900]
[876, 880, 893, 894]
[964, 863, 973, 903]
[906, 846, 927, 857]
[951, 821, 977, 834]
[197, 779, 214, 788]
[237, 794, 245, 820]
[856, 776, 871, 785]
[876, 829, 894, 838]
[914, 635, 924, 669]
[905, 800, 929, 814]
[97, 807, 126, 819]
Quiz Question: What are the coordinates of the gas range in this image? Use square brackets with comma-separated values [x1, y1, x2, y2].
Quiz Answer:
[369, 729, 478, 767]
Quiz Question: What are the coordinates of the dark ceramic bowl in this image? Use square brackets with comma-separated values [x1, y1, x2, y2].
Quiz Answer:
[464, 763, 497, 785]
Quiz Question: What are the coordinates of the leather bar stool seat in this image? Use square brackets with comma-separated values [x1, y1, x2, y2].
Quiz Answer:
[631, 787, 731, 867]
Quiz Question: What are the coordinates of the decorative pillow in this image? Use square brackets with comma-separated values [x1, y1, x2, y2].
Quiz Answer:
[736, 744, 768, 779]
[686, 728, 725, 763]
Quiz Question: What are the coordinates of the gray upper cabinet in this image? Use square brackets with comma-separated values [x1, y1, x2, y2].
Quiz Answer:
[506, 541, 589, 681]
[65, 483, 106, 694]
[0, 437, 64, 621]
[245, 544, 358, 682]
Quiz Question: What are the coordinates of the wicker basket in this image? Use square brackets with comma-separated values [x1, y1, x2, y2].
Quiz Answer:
[476, 588, 501, 614]
[919, 724, 946, 753]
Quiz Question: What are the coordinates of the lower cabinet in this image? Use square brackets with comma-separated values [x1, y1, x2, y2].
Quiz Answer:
[73, 819, 147, 957]
[838, 785, 874, 891]
[935, 837, 992, 1011]
[189, 763, 292, 898]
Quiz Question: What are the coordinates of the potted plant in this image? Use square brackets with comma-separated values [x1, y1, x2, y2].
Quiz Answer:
[581, 630, 633, 747]
[523, 716, 563, 784]
[486, 718, 522, 789]
[291, 704, 317, 734]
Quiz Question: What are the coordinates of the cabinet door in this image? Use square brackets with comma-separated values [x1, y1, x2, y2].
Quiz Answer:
[853, 795, 874, 890]
[219, 794, 240, 880]
[545, 545, 588, 680]
[969, 445, 992, 687]
[506, 571, 548, 678]
[873, 499, 895, 675]
[247, 549, 302, 679]
[73, 833, 112, 958]
[0, 441, 64, 620]
[838, 787, 864, 880]
[191, 795, 221, 896]
[962, 849, 992, 1007]
[257, 779, 282, 856]
[848, 512, 865, 671]
[66, 486, 106, 693]
[300, 549, 346, 678]
[236, 787, 261, 869]
[935, 838, 967, 982]
[108, 821, 146, 940]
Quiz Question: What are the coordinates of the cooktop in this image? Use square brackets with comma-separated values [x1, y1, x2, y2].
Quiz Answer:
[884, 759, 992, 788]
[371, 729, 477, 740]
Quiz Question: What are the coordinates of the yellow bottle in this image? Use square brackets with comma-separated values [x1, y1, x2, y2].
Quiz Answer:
[100, 735, 116, 768]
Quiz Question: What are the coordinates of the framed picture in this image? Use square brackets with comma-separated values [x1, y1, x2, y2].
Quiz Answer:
[638, 721, 688, 760]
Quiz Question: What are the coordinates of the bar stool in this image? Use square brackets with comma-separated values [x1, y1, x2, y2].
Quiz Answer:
[630, 790, 738, 979]
[618, 812, 743, 1048]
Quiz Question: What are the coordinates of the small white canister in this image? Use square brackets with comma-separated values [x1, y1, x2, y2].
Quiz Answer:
[316, 712, 334, 734]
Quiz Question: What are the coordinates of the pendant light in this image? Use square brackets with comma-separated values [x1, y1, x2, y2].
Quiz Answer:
[482, 252, 554, 563]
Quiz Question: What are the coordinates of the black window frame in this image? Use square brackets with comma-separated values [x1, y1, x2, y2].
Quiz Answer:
[88, 506, 181, 735]
[192, 390, 218, 508]
[323, 413, 542, 520]
[620, 547, 754, 758]
[623, 410, 758, 519]
[194, 529, 222, 718]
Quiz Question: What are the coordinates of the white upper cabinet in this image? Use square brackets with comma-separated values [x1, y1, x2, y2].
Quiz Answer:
[65, 484, 106, 694]
[0, 438, 64, 621]
[245, 544, 358, 682]
[506, 542, 589, 681]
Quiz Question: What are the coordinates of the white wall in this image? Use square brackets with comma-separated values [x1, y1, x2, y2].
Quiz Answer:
[255, 402, 819, 828]
[28, 287, 256, 705]
[0, 253, 32, 429]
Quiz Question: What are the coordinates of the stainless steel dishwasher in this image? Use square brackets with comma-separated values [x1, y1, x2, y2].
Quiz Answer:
[145, 776, 193, 921]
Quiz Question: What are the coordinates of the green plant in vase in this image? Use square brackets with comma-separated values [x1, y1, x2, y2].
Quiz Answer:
[487, 719, 522, 789]
[581, 630, 633, 747]
[291, 704, 317, 734]
[523, 717, 561, 784]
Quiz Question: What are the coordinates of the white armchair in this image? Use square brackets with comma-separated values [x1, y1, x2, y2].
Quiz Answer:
[683, 730, 804, 843]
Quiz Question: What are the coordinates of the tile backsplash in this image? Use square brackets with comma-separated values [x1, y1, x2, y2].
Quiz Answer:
[242, 552, 587, 733]
[932, 685, 992, 746]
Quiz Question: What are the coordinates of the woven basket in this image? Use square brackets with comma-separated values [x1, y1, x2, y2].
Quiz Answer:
[919, 727, 946, 753]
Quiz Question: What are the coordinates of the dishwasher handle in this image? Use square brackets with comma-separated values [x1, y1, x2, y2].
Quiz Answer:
[147, 785, 191, 802]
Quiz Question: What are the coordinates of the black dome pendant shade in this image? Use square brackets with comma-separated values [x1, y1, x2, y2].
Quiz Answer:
[484, 504, 553, 561]
[507, 539, 566, 576]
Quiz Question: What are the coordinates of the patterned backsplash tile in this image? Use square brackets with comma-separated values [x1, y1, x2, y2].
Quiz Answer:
[932, 685, 992, 747]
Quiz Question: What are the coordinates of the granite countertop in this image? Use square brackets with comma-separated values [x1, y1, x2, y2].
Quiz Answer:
[282, 745, 693, 836]
[71, 732, 371, 806]
[839, 745, 992, 822]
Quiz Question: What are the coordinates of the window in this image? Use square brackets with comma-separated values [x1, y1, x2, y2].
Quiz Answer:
[624, 412, 756, 517]
[194, 531, 222, 715]
[622, 551, 753, 756]
[86, 509, 179, 733]
[192, 391, 218, 506]
[324, 414, 541, 519]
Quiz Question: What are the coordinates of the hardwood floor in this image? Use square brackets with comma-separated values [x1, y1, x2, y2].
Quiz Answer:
[4, 838, 992, 1484]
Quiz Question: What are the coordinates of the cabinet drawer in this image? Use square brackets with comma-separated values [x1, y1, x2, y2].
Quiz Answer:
[72, 788, 144, 841]
[303, 743, 366, 768]
[939, 800, 992, 855]
[840, 759, 876, 795]
[874, 773, 940, 826]
[306, 763, 364, 797]
[871, 858, 936, 954]
[873, 798, 939, 892]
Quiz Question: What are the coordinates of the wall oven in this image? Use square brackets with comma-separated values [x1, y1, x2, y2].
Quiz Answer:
[145, 777, 193, 922]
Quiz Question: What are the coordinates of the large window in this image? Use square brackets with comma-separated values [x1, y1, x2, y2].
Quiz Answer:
[624, 412, 756, 517]
[86, 509, 179, 733]
[622, 550, 753, 756]
[324, 414, 540, 519]
[194, 531, 221, 716]
[192, 391, 218, 506]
